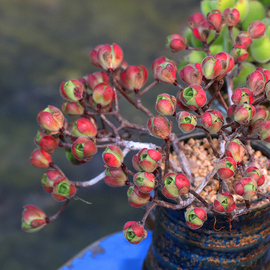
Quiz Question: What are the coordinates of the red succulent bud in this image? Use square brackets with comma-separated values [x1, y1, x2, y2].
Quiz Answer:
[214, 52, 235, 80]
[104, 167, 128, 187]
[245, 166, 265, 187]
[35, 129, 59, 154]
[71, 117, 98, 138]
[166, 34, 187, 52]
[41, 168, 64, 193]
[127, 185, 150, 207]
[225, 139, 246, 164]
[216, 157, 236, 180]
[185, 207, 207, 229]
[52, 177, 76, 201]
[162, 172, 190, 199]
[137, 148, 162, 173]
[231, 88, 254, 105]
[201, 110, 224, 133]
[133, 172, 155, 193]
[155, 93, 177, 115]
[248, 21, 266, 39]
[102, 145, 124, 168]
[246, 68, 266, 95]
[71, 137, 97, 161]
[60, 79, 84, 101]
[62, 101, 84, 117]
[223, 8, 240, 27]
[230, 44, 248, 63]
[120, 65, 148, 91]
[180, 63, 203, 85]
[154, 61, 178, 85]
[176, 111, 197, 133]
[234, 104, 255, 125]
[92, 82, 115, 107]
[235, 177, 257, 200]
[123, 221, 146, 244]
[37, 105, 64, 134]
[30, 148, 52, 168]
[90, 44, 104, 68]
[188, 13, 204, 29]
[235, 31, 253, 48]
[249, 106, 268, 133]
[132, 154, 143, 172]
[21, 205, 47, 232]
[258, 120, 270, 143]
[207, 9, 225, 32]
[214, 192, 235, 213]
[192, 20, 211, 42]
[96, 43, 124, 70]
[147, 115, 173, 139]
[178, 84, 207, 110]
[86, 71, 110, 93]
[201, 56, 222, 80]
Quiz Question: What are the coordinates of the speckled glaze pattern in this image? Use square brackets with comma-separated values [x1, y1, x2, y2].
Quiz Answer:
[143, 133, 270, 270]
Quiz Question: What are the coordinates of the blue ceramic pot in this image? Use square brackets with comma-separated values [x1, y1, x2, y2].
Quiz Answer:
[144, 133, 270, 270]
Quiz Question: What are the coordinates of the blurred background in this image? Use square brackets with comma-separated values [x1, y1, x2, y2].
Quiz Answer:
[1, 0, 198, 269]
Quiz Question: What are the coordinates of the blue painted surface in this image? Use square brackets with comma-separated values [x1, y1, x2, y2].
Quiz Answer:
[60, 231, 152, 270]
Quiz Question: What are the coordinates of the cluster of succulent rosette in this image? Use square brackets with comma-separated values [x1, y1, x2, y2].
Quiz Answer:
[22, 0, 270, 245]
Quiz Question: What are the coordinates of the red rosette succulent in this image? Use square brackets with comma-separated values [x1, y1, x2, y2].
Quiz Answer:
[71, 117, 98, 138]
[154, 61, 178, 85]
[127, 185, 150, 207]
[246, 68, 266, 96]
[230, 44, 248, 63]
[155, 93, 177, 116]
[201, 56, 222, 80]
[206, 9, 225, 32]
[180, 63, 203, 86]
[201, 110, 224, 133]
[214, 52, 235, 80]
[60, 79, 84, 102]
[90, 44, 104, 68]
[133, 172, 155, 193]
[166, 33, 187, 52]
[102, 145, 124, 168]
[21, 205, 47, 233]
[30, 148, 52, 168]
[104, 167, 128, 187]
[223, 8, 240, 27]
[41, 168, 64, 193]
[214, 192, 235, 213]
[147, 115, 172, 139]
[92, 82, 115, 107]
[248, 21, 266, 39]
[176, 111, 197, 133]
[244, 166, 265, 187]
[236, 31, 253, 48]
[120, 65, 148, 91]
[188, 13, 204, 29]
[225, 139, 246, 164]
[35, 129, 59, 154]
[234, 104, 255, 125]
[37, 105, 64, 134]
[71, 137, 97, 161]
[86, 71, 110, 92]
[235, 177, 257, 200]
[52, 177, 76, 201]
[231, 88, 254, 105]
[123, 221, 146, 244]
[97, 43, 124, 70]
[192, 20, 211, 43]
[178, 84, 207, 110]
[216, 157, 237, 180]
[137, 148, 162, 173]
[185, 207, 207, 230]
[62, 101, 84, 117]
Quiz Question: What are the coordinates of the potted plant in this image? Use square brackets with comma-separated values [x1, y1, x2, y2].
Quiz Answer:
[22, 0, 270, 269]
